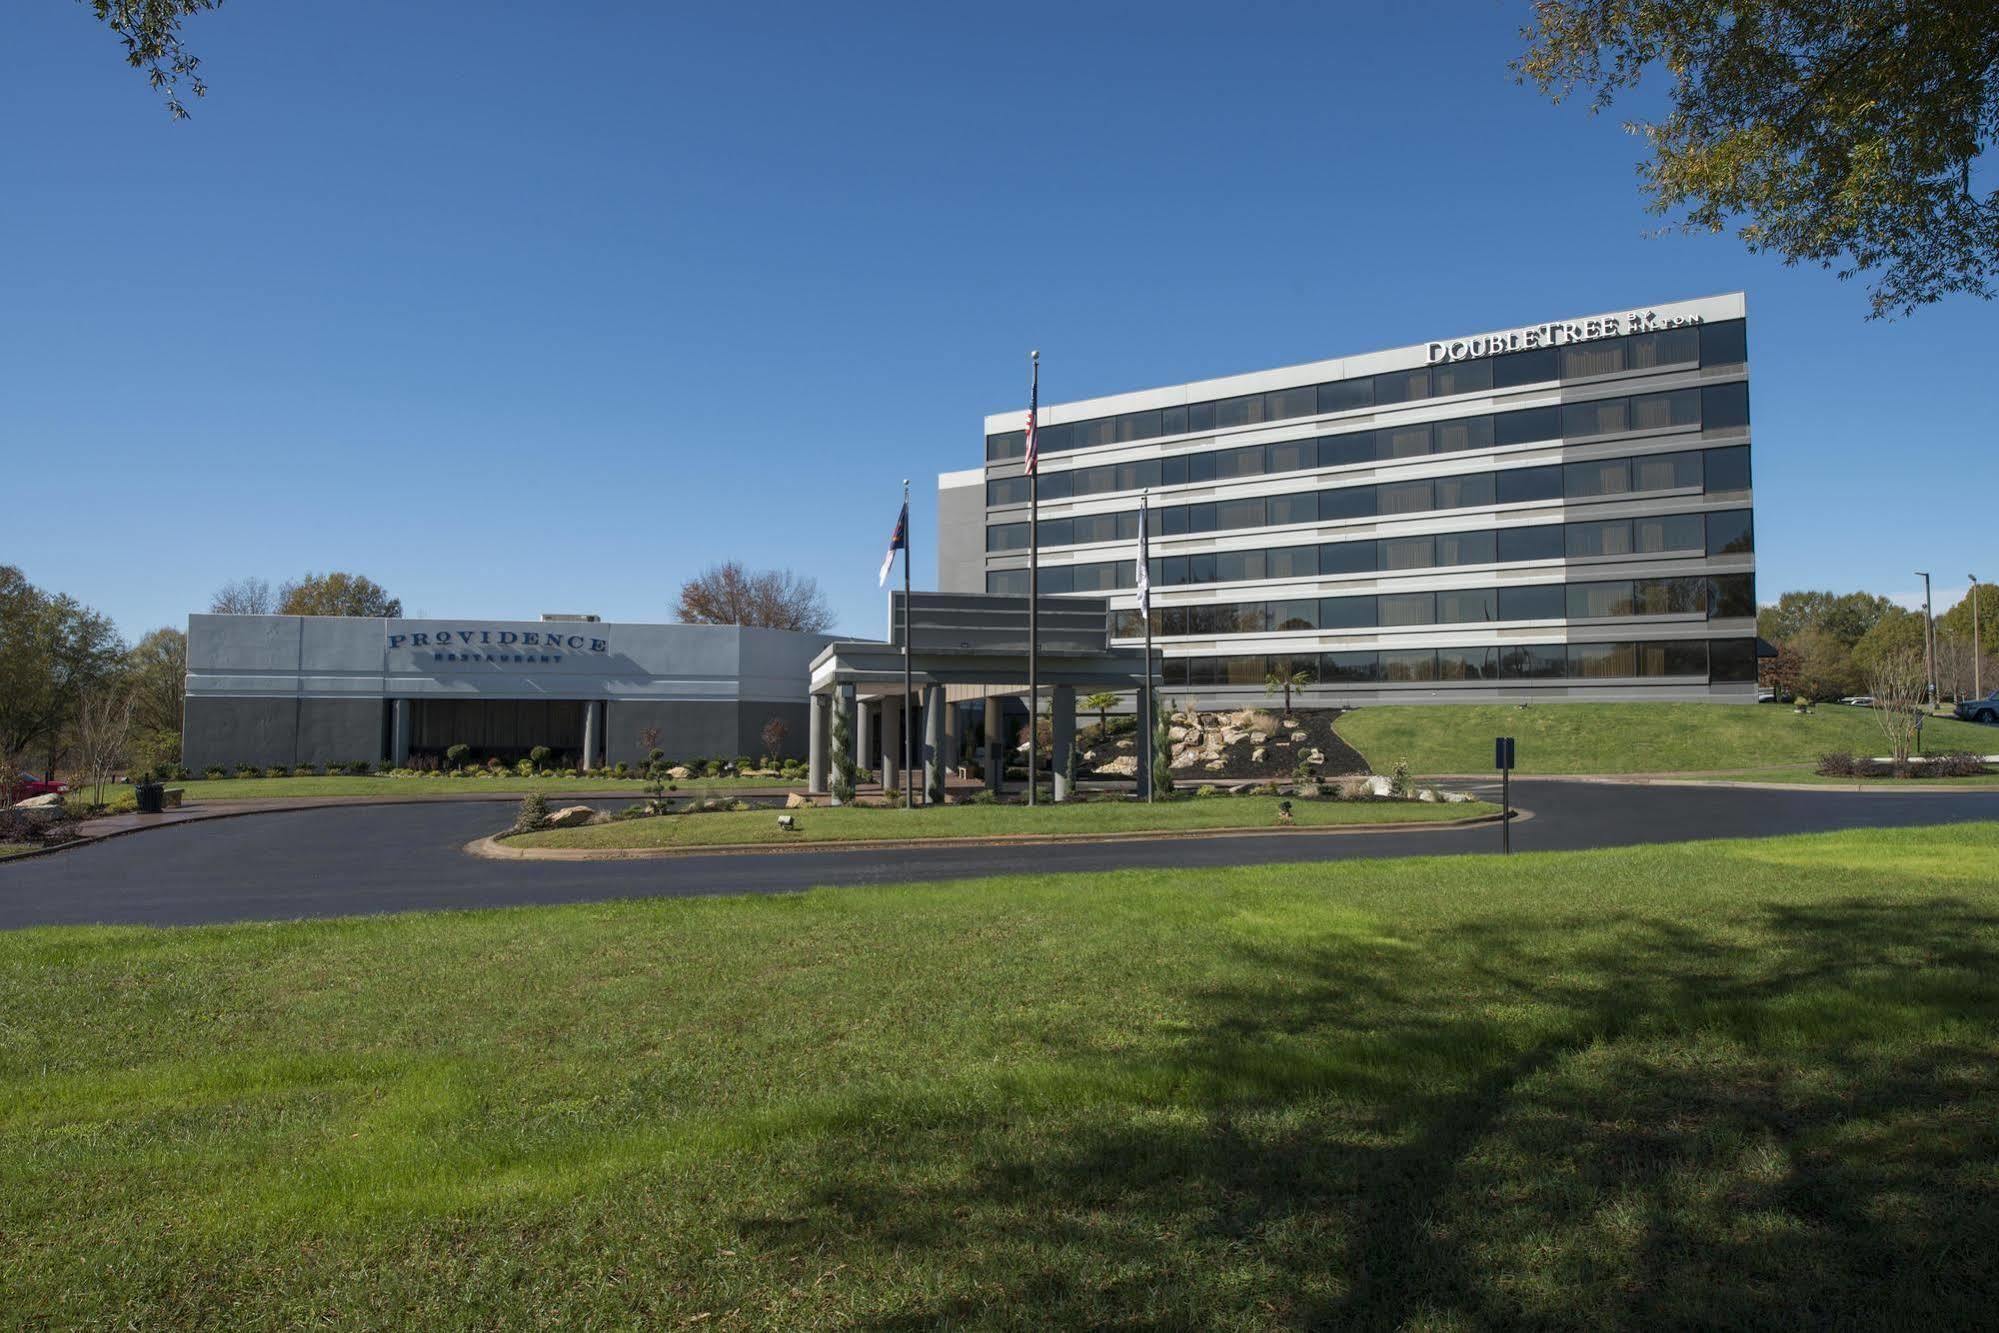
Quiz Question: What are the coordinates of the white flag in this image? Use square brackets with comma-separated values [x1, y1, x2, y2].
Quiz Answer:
[1135, 493, 1151, 617]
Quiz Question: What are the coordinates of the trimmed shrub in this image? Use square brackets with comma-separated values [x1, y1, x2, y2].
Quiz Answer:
[961, 789, 999, 805]
[292, 766, 314, 777]
[234, 765, 259, 779]
[1195, 784, 1219, 798]
[512, 792, 549, 833]
[445, 744, 471, 769]
[1816, 751, 1857, 776]
[1928, 751, 1987, 778]
[529, 746, 553, 770]
[203, 766, 225, 780]
[1389, 760, 1413, 799]
[346, 760, 372, 776]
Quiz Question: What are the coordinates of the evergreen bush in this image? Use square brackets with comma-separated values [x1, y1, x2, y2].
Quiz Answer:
[829, 700, 857, 804]
[512, 792, 549, 833]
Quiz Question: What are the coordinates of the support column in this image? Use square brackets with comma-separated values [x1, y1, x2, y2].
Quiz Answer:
[1051, 684, 1076, 802]
[390, 698, 411, 768]
[807, 692, 829, 795]
[581, 700, 601, 772]
[943, 700, 962, 775]
[829, 684, 856, 805]
[984, 695, 1004, 795]
[922, 683, 946, 804]
[855, 698, 873, 775]
[880, 696, 902, 795]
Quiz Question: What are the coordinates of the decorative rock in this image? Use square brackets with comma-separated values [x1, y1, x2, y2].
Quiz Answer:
[1250, 730, 1269, 745]
[1169, 726, 1189, 742]
[543, 804, 597, 828]
[1444, 791, 1473, 804]
[1251, 747, 1267, 763]
[1289, 730, 1308, 742]
[17, 792, 63, 809]
[1366, 775, 1395, 798]
[667, 765, 692, 780]
[784, 791, 814, 808]
[1295, 782, 1322, 798]
[1281, 717, 1299, 729]
[1098, 755, 1139, 776]
[1219, 727, 1244, 746]
[1304, 748, 1325, 764]
[1171, 750, 1203, 770]
[1417, 789, 1438, 803]
[1204, 759, 1228, 771]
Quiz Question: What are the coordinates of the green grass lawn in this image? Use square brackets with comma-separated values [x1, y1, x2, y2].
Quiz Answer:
[0, 844, 33, 860]
[4, 825, 1998, 1326]
[511, 794, 1496, 850]
[1337, 701, 1999, 775]
[65, 773, 801, 815]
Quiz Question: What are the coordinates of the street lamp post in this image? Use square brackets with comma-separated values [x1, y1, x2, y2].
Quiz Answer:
[1916, 570, 1935, 708]
[1973, 576, 1984, 699]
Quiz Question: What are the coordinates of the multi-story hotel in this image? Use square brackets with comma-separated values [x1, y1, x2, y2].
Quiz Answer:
[938, 293, 1757, 705]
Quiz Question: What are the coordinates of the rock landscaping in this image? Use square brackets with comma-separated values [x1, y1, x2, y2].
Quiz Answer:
[1078, 707, 1368, 784]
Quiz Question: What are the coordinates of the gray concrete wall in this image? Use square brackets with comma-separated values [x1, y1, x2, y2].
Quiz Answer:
[184, 696, 299, 771]
[297, 699, 387, 769]
[937, 470, 986, 594]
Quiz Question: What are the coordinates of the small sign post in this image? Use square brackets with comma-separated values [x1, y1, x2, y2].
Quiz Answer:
[1494, 736, 1516, 853]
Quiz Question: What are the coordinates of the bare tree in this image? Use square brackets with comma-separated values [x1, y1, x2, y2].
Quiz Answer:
[1867, 648, 1927, 776]
[209, 577, 274, 615]
[760, 716, 789, 760]
[72, 688, 134, 810]
[675, 562, 833, 633]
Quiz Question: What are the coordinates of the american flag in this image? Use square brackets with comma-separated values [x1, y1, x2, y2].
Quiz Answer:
[878, 501, 908, 587]
[1135, 492, 1151, 616]
[1022, 371, 1039, 476]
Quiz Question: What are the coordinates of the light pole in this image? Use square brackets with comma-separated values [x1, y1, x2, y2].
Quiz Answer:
[1973, 576, 1984, 699]
[1917, 571, 1936, 708]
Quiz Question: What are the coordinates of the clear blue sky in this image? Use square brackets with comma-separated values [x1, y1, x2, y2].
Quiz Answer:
[5, 1, 1992, 641]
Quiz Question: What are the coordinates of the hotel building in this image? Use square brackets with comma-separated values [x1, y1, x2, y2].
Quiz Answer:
[938, 293, 1757, 706]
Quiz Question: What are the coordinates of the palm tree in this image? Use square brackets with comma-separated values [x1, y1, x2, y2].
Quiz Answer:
[1083, 691, 1121, 741]
[1264, 668, 1313, 714]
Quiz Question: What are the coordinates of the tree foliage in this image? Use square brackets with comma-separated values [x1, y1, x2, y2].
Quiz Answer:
[277, 572, 403, 619]
[675, 562, 833, 634]
[208, 576, 273, 615]
[0, 565, 125, 771]
[126, 626, 187, 736]
[1517, 0, 1999, 317]
[80, 0, 220, 118]
[1755, 589, 1894, 648]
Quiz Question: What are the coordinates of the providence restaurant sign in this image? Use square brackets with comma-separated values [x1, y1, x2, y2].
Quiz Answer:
[385, 624, 610, 666]
[1426, 307, 1704, 364]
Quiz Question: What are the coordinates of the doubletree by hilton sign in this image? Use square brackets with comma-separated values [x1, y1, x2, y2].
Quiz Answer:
[1426, 308, 1705, 364]
[386, 624, 609, 666]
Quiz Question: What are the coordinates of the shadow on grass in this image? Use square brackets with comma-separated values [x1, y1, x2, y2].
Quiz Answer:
[734, 897, 1999, 1327]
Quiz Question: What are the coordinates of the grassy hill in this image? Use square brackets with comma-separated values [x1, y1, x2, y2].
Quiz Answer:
[1335, 701, 1999, 775]
[3, 824, 1998, 1325]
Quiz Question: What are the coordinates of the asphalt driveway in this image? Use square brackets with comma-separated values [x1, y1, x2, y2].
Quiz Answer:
[2, 780, 1995, 929]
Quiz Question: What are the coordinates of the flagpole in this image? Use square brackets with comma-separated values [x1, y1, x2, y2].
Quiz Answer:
[902, 478, 914, 809]
[1026, 351, 1039, 808]
[1141, 489, 1155, 804]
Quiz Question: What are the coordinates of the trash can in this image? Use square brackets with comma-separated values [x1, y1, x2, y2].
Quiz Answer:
[134, 782, 165, 814]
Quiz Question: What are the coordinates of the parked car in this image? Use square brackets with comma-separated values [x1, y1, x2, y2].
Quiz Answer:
[1837, 696, 1876, 708]
[4, 776, 67, 803]
[1956, 690, 1999, 725]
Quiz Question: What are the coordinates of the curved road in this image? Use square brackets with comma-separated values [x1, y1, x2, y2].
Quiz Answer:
[3, 780, 1996, 929]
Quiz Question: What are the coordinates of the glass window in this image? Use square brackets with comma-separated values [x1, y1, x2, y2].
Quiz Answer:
[1629, 326, 1701, 369]
[1215, 549, 1266, 583]
[1564, 397, 1630, 437]
[987, 522, 1030, 552]
[1562, 340, 1626, 378]
[1159, 656, 1189, 685]
[1185, 451, 1217, 485]
[1070, 563, 1119, 593]
[1267, 492, 1318, 527]
[1435, 415, 1495, 453]
[1499, 643, 1567, 679]
[1110, 609, 1143, 638]
[1436, 530, 1497, 566]
[1115, 409, 1161, 443]
[1265, 386, 1316, 421]
[1378, 479, 1434, 515]
[1271, 599, 1317, 632]
[1707, 509, 1754, 555]
[1186, 552, 1217, 584]
[1185, 503, 1217, 533]
[1215, 393, 1265, 429]
[1432, 358, 1493, 397]
[1710, 573, 1755, 619]
[1566, 519, 1634, 558]
[1631, 576, 1704, 615]
[1437, 646, 1497, 681]
[1637, 639, 1709, 677]
[1498, 584, 1565, 621]
[1317, 378, 1373, 414]
[1267, 439, 1316, 474]
[1382, 649, 1439, 682]
[1493, 345, 1559, 387]
[1633, 450, 1702, 492]
[1374, 367, 1429, 405]
[1160, 455, 1189, 487]
[1214, 445, 1264, 479]
[1498, 524, 1565, 563]
[1435, 472, 1495, 510]
[1224, 655, 1267, 686]
[1438, 588, 1498, 623]
[1187, 400, 1217, 433]
[1569, 641, 1638, 679]
[1320, 595, 1376, 629]
[986, 476, 1031, 506]
[1569, 581, 1634, 619]
[1702, 382, 1750, 431]
[1565, 458, 1630, 499]
[1710, 637, 1759, 682]
[1494, 405, 1561, 446]
[1266, 545, 1316, 579]
[987, 431, 1026, 461]
[1380, 535, 1436, 571]
[1159, 505, 1189, 536]
[1318, 485, 1377, 520]
[1380, 592, 1437, 626]
[1039, 566, 1075, 595]
[1216, 496, 1266, 531]
[1070, 513, 1119, 544]
[1497, 465, 1563, 504]
[1700, 319, 1748, 368]
[1038, 422, 1073, 456]
[986, 569, 1028, 596]
[1319, 432, 1375, 467]
[1704, 445, 1751, 496]
[1379, 423, 1433, 458]
[1631, 388, 1700, 431]
[1160, 405, 1189, 437]
[1319, 540, 1376, 575]
[1635, 513, 1704, 554]
[1322, 650, 1382, 682]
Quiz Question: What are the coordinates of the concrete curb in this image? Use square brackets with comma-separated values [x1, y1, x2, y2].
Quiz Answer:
[464, 807, 1516, 862]
[1435, 773, 1999, 794]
